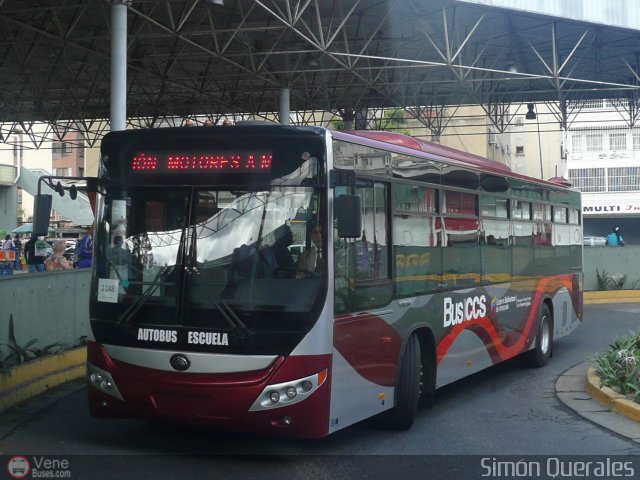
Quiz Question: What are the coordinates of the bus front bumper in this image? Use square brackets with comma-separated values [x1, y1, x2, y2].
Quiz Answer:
[86, 341, 331, 439]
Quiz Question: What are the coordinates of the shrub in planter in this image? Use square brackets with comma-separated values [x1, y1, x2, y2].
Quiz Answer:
[0, 315, 63, 371]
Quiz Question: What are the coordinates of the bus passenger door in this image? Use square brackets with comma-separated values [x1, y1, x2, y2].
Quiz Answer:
[331, 181, 399, 432]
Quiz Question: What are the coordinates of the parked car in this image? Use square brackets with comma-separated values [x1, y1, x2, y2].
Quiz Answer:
[583, 236, 607, 246]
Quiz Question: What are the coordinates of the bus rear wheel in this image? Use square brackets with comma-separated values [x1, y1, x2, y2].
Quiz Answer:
[525, 303, 553, 367]
[385, 334, 421, 430]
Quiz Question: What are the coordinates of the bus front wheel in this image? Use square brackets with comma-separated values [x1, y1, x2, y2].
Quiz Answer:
[385, 334, 421, 430]
[525, 303, 553, 368]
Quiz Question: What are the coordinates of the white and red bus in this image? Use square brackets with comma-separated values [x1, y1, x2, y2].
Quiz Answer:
[76, 124, 581, 438]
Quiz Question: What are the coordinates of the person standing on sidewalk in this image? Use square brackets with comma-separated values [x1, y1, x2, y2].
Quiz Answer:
[13, 235, 22, 271]
[24, 234, 46, 272]
[76, 226, 94, 269]
[1, 234, 16, 275]
[606, 226, 625, 246]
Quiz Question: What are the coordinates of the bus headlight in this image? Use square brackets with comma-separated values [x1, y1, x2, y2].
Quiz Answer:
[87, 362, 124, 401]
[249, 369, 327, 411]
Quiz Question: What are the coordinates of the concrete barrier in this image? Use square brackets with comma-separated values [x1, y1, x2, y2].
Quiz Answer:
[584, 246, 640, 291]
[0, 270, 91, 352]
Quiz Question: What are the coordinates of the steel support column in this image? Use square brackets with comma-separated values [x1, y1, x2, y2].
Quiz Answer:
[110, 1, 128, 132]
[280, 86, 290, 125]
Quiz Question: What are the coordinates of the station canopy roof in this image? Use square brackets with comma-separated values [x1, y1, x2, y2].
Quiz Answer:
[1, 0, 640, 139]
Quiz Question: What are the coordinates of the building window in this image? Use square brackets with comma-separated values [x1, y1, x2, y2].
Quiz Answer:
[568, 168, 606, 192]
[515, 146, 525, 156]
[52, 143, 61, 161]
[608, 167, 640, 192]
[586, 133, 602, 152]
[633, 130, 640, 150]
[63, 142, 72, 155]
[571, 135, 583, 154]
[609, 132, 626, 151]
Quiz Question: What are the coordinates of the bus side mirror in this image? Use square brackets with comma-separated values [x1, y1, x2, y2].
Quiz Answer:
[336, 194, 362, 238]
[33, 194, 52, 236]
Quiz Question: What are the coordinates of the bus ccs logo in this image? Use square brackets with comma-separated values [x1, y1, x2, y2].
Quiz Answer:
[443, 295, 487, 327]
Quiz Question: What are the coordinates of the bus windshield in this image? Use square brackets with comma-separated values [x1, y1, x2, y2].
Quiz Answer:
[93, 185, 323, 332]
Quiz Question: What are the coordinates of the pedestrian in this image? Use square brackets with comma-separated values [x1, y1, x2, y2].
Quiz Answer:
[45, 242, 73, 271]
[606, 226, 625, 246]
[1, 234, 15, 252]
[76, 226, 94, 268]
[1, 234, 16, 275]
[23, 234, 46, 272]
[13, 235, 22, 271]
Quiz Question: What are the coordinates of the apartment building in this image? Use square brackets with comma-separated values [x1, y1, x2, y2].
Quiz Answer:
[567, 99, 640, 244]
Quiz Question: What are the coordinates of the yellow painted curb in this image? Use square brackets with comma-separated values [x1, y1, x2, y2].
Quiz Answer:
[612, 398, 640, 422]
[0, 346, 86, 412]
[587, 367, 640, 423]
[584, 290, 640, 304]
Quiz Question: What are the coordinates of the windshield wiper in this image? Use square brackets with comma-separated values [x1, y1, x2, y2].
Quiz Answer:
[189, 275, 254, 338]
[116, 265, 175, 326]
[212, 296, 253, 339]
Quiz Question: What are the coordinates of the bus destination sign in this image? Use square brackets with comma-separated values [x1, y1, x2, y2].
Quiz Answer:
[130, 151, 273, 174]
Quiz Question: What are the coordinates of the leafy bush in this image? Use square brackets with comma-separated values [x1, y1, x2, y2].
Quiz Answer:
[608, 273, 627, 290]
[595, 269, 627, 290]
[0, 315, 64, 370]
[596, 269, 610, 291]
[592, 331, 640, 402]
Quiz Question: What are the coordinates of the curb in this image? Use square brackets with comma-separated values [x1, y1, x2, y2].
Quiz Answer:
[0, 346, 86, 412]
[584, 290, 640, 304]
[585, 366, 640, 422]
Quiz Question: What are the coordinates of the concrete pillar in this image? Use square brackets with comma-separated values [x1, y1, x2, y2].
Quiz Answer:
[279, 86, 290, 125]
[110, 2, 128, 131]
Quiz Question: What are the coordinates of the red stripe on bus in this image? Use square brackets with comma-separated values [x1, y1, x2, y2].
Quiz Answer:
[436, 276, 573, 364]
[333, 313, 403, 387]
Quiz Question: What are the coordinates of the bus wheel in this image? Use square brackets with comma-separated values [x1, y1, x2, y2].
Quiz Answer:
[525, 303, 553, 367]
[385, 334, 421, 430]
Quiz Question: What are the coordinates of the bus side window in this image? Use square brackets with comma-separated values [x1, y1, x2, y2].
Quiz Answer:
[441, 190, 480, 288]
[334, 182, 392, 313]
[480, 196, 512, 284]
[394, 184, 440, 295]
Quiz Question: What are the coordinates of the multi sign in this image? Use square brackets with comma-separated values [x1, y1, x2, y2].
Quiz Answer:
[582, 204, 640, 215]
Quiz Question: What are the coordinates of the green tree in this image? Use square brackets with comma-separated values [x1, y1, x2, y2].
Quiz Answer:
[330, 109, 409, 134]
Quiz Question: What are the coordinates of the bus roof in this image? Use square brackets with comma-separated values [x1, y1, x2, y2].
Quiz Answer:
[339, 130, 511, 172]
[330, 129, 574, 191]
